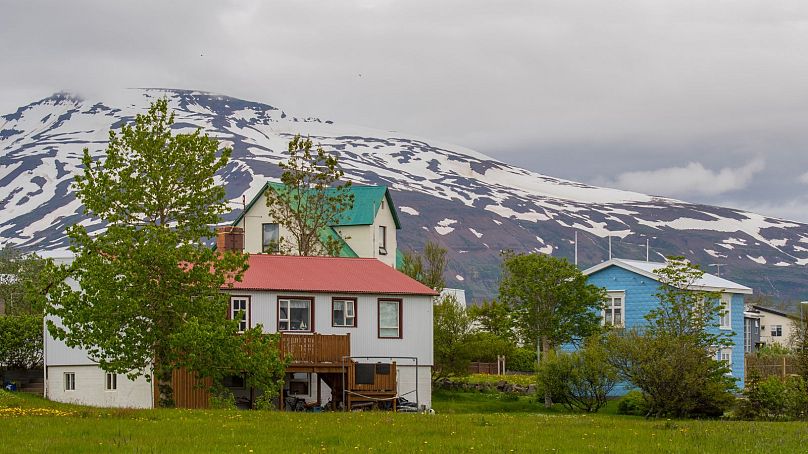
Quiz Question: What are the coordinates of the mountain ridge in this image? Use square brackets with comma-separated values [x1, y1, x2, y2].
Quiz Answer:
[2, 88, 807, 302]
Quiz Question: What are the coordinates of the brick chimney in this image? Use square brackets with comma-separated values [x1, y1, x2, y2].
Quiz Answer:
[216, 226, 244, 252]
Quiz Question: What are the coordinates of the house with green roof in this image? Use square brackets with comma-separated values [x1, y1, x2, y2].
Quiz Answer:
[232, 183, 403, 268]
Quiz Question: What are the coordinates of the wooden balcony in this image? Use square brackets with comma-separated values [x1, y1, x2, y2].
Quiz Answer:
[280, 333, 351, 372]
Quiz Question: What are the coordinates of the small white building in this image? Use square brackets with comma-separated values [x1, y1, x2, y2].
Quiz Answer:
[233, 183, 402, 269]
[748, 305, 796, 349]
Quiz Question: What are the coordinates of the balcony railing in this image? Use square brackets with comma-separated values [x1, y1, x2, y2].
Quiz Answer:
[279, 333, 350, 364]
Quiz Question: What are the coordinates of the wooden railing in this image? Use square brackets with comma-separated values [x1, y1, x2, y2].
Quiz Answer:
[280, 333, 350, 364]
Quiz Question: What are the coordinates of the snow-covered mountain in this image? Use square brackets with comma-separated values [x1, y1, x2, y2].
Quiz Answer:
[2, 89, 807, 302]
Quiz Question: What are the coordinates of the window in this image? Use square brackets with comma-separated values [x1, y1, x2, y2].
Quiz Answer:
[278, 298, 313, 332]
[602, 292, 624, 327]
[378, 299, 401, 338]
[333, 298, 357, 327]
[105, 373, 117, 391]
[719, 348, 732, 368]
[719, 294, 731, 330]
[378, 226, 387, 255]
[772, 325, 783, 337]
[262, 223, 280, 253]
[230, 296, 250, 332]
[64, 372, 75, 391]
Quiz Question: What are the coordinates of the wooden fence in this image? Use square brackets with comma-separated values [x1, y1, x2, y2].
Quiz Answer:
[468, 357, 507, 375]
[745, 355, 799, 379]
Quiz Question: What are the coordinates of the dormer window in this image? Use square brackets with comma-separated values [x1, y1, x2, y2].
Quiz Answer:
[378, 226, 387, 255]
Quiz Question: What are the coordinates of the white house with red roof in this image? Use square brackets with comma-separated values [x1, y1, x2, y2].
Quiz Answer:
[43, 234, 437, 410]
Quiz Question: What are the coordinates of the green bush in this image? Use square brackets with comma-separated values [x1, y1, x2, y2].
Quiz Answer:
[0, 315, 43, 369]
[737, 373, 808, 420]
[617, 390, 649, 416]
[536, 338, 617, 413]
[507, 347, 537, 373]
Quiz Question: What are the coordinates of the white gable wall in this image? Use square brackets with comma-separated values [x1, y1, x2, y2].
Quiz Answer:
[758, 311, 795, 348]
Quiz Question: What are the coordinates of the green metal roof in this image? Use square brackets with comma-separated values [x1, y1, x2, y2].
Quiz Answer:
[232, 182, 401, 229]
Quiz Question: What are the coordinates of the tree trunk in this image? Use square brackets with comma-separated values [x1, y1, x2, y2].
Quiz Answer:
[155, 358, 175, 408]
[541, 335, 553, 408]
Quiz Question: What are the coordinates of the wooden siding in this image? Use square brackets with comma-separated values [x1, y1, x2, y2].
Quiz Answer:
[156, 367, 211, 409]
[280, 333, 350, 365]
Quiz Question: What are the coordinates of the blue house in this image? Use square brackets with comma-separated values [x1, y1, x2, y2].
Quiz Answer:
[583, 258, 752, 388]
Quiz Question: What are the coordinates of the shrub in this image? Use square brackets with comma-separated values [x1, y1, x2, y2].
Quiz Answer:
[617, 390, 649, 416]
[536, 338, 617, 412]
[0, 315, 43, 369]
[507, 347, 537, 373]
[738, 373, 808, 420]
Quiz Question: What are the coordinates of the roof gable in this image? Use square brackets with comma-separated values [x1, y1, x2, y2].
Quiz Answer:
[232, 183, 401, 229]
[583, 258, 753, 294]
[227, 255, 437, 295]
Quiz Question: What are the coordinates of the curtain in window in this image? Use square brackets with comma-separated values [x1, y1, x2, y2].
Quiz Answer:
[379, 300, 399, 337]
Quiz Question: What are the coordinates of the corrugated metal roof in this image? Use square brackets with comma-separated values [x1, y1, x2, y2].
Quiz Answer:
[584, 258, 753, 294]
[226, 255, 438, 295]
[232, 183, 401, 229]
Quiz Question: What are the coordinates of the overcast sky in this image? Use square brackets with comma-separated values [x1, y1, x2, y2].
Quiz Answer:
[3, 1, 808, 221]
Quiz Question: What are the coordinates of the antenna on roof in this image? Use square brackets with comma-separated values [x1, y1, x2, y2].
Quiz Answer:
[708, 263, 724, 277]
[646, 238, 649, 262]
[608, 235, 612, 260]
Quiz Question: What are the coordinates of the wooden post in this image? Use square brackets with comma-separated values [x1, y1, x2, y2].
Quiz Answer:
[783, 356, 787, 378]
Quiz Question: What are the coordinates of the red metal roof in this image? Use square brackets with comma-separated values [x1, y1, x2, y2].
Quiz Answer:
[225, 255, 438, 296]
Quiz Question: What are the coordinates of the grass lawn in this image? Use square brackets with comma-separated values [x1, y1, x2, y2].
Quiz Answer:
[2, 390, 807, 453]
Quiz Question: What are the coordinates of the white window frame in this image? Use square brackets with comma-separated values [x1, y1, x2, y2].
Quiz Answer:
[332, 298, 356, 327]
[719, 294, 731, 330]
[262, 223, 280, 253]
[64, 372, 75, 391]
[230, 296, 250, 332]
[105, 372, 117, 391]
[772, 324, 783, 337]
[378, 225, 388, 255]
[719, 348, 732, 371]
[278, 297, 313, 332]
[602, 291, 625, 327]
[378, 299, 401, 338]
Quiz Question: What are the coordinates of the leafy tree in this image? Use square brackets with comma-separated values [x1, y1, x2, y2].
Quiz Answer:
[536, 335, 617, 412]
[464, 331, 514, 363]
[401, 240, 448, 292]
[0, 245, 48, 315]
[44, 99, 284, 407]
[498, 251, 605, 406]
[468, 299, 517, 344]
[605, 257, 736, 417]
[264, 135, 353, 256]
[0, 315, 43, 370]
[433, 294, 475, 380]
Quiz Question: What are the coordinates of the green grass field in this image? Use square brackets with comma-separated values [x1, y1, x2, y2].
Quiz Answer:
[2, 390, 807, 453]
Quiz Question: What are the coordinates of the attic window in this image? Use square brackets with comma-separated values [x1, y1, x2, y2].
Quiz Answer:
[378, 226, 387, 255]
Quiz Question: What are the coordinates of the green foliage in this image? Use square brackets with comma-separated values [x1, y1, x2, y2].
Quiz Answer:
[433, 294, 475, 379]
[44, 98, 269, 407]
[401, 240, 447, 292]
[606, 257, 737, 418]
[755, 343, 792, 357]
[617, 390, 650, 416]
[506, 347, 538, 373]
[264, 135, 353, 256]
[498, 252, 606, 357]
[464, 332, 514, 363]
[468, 299, 517, 344]
[0, 246, 48, 315]
[737, 373, 808, 420]
[536, 337, 617, 412]
[0, 315, 43, 369]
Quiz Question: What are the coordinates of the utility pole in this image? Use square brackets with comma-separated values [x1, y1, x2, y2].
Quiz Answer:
[574, 231, 578, 266]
